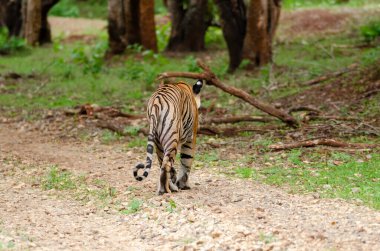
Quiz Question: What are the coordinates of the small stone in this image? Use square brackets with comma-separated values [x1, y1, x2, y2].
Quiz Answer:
[211, 231, 221, 239]
[312, 193, 321, 199]
[187, 213, 195, 223]
[351, 187, 360, 193]
[323, 184, 332, 190]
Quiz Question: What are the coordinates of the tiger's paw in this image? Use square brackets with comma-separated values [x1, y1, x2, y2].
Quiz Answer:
[169, 181, 179, 192]
[176, 174, 191, 190]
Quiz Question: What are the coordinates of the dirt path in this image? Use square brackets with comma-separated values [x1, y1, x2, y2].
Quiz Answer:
[1, 124, 380, 250]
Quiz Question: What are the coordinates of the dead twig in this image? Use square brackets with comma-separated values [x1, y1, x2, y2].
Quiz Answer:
[269, 138, 379, 151]
[157, 60, 299, 128]
[301, 64, 358, 86]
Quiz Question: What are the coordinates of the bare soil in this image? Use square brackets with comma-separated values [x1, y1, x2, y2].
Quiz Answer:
[1, 124, 380, 250]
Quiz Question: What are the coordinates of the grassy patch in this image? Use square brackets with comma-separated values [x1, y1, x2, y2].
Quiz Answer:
[42, 166, 77, 190]
[121, 198, 143, 214]
[282, 0, 377, 9]
[254, 152, 380, 209]
[40, 166, 117, 206]
[235, 167, 254, 179]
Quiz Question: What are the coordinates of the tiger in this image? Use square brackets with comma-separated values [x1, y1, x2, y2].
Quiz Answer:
[133, 80, 203, 194]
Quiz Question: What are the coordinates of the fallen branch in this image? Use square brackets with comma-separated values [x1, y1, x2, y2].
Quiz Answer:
[269, 138, 379, 151]
[307, 115, 361, 121]
[301, 64, 358, 86]
[65, 104, 144, 119]
[198, 125, 271, 136]
[203, 115, 275, 124]
[288, 106, 321, 114]
[157, 60, 299, 128]
[360, 88, 380, 99]
[96, 121, 148, 136]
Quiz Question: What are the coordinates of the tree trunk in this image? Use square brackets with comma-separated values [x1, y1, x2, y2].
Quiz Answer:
[0, 0, 23, 37]
[24, 0, 42, 45]
[107, 0, 157, 56]
[139, 0, 157, 52]
[214, 0, 246, 72]
[107, 0, 128, 54]
[40, 0, 60, 44]
[166, 0, 210, 52]
[0, 0, 57, 44]
[243, 0, 281, 68]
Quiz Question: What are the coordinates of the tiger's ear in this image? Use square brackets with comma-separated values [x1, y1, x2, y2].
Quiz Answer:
[192, 80, 203, 95]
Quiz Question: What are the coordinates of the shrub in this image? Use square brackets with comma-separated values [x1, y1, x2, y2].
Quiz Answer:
[0, 28, 26, 55]
[360, 20, 380, 43]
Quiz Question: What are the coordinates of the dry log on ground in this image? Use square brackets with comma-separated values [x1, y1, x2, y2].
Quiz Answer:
[157, 60, 299, 127]
[198, 125, 272, 136]
[288, 106, 321, 114]
[64, 104, 144, 119]
[301, 64, 358, 86]
[307, 115, 361, 121]
[269, 138, 379, 151]
[96, 121, 148, 136]
[203, 115, 274, 124]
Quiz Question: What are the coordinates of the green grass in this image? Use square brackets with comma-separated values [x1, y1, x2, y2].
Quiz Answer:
[253, 152, 380, 209]
[121, 198, 143, 214]
[0, 39, 203, 116]
[40, 166, 117, 206]
[235, 167, 254, 179]
[282, 0, 379, 9]
[166, 199, 177, 213]
[42, 166, 77, 190]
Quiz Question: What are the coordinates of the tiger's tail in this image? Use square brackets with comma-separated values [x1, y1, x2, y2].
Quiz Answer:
[133, 125, 155, 181]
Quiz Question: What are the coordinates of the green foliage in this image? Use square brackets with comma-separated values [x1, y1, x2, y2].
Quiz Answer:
[155, 0, 167, 14]
[51, 0, 108, 19]
[185, 55, 200, 72]
[121, 198, 142, 214]
[360, 20, 380, 43]
[156, 22, 171, 52]
[42, 166, 76, 190]
[71, 40, 108, 74]
[123, 49, 169, 87]
[50, 0, 80, 17]
[205, 26, 225, 49]
[0, 28, 26, 55]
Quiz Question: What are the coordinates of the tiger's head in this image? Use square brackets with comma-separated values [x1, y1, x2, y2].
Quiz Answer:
[192, 80, 203, 109]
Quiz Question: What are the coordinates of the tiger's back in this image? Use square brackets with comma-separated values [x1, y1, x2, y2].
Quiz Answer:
[133, 80, 203, 194]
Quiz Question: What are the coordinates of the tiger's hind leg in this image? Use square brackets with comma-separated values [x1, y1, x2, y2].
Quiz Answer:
[156, 143, 177, 186]
[176, 140, 194, 190]
[157, 147, 179, 195]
